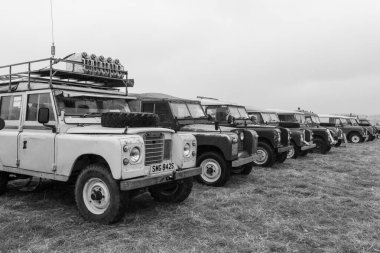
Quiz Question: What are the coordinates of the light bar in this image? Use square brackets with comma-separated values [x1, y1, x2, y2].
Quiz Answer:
[66, 52, 125, 79]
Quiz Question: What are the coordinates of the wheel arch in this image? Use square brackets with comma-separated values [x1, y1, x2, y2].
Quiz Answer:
[68, 154, 111, 183]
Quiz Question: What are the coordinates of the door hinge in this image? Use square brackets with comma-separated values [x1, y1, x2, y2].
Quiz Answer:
[52, 164, 57, 172]
[16, 159, 20, 167]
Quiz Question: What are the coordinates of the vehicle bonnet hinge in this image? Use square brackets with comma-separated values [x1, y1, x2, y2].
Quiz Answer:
[16, 159, 20, 167]
[52, 164, 57, 172]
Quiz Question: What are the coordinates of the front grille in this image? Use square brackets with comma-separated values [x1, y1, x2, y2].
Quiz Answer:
[305, 130, 312, 142]
[144, 132, 165, 165]
[279, 128, 289, 146]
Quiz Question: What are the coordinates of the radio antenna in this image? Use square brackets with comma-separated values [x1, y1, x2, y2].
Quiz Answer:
[50, 0, 56, 57]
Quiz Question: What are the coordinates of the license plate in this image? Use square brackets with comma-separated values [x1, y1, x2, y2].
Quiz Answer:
[151, 162, 175, 174]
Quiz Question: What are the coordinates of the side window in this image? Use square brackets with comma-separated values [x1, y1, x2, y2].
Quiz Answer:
[26, 93, 55, 122]
[154, 103, 172, 122]
[142, 103, 154, 113]
[252, 113, 261, 124]
[205, 107, 216, 119]
[0, 95, 22, 120]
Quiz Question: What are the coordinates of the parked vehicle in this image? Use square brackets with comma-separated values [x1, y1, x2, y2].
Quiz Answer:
[198, 98, 292, 167]
[245, 107, 313, 159]
[0, 53, 201, 223]
[302, 111, 346, 147]
[358, 118, 378, 139]
[275, 109, 334, 155]
[347, 117, 376, 141]
[318, 114, 369, 143]
[129, 93, 258, 187]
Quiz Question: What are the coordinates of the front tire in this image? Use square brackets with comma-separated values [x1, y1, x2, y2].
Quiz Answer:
[75, 164, 129, 224]
[149, 178, 193, 203]
[287, 142, 299, 159]
[314, 138, 329, 154]
[276, 152, 287, 163]
[253, 142, 276, 167]
[0, 172, 9, 195]
[196, 152, 230, 187]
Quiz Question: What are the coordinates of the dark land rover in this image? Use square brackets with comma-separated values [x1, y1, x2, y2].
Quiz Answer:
[129, 93, 258, 187]
[358, 118, 378, 140]
[198, 98, 292, 167]
[301, 111, 346, 147]
[347, 116, 376, 141]
[276, 110, 335, 154]
[318, 114, 369, 143]
[246, 107, 315, 159]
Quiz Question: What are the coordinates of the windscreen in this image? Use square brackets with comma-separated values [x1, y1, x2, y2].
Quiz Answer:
[228, 106, 241, 118]
[187, 103, 207, 118]
[262, 113, 279, 123]
[169, 103, 191, 119]
[295, 114, 306, 124]
[311, 116, 320, 124]
[55, 91, 131, 116]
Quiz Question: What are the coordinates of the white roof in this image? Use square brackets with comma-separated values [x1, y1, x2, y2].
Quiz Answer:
[267, 108, 303, 114]
[318, 114, 350, 119]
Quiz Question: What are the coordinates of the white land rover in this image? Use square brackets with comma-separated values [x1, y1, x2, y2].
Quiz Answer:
[0, 53, 201, 223]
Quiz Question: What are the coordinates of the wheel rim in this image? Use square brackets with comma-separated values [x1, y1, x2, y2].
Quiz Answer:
[351, 135, 360, 143]
[287, 146, 295, 159]
[314, 141, 321, 152]
[200, 159, 222, 183]
[83, 178, 110, 215]
[254, 148, 269, 165]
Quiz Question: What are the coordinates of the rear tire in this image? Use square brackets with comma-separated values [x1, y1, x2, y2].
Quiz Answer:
[253, 142, 276, 167]
[0, 172, 9, 195]
[196, 152, 230, 187]
[349, 133, 363, 143]
[75, 164, 129, 224]
[149, 178, 193, 203]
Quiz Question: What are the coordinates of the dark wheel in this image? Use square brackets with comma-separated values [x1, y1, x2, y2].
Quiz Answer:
[287, 142, 299, 159]
[349, 133, 363, 144]
[75, 164, 129, 224]
[299, 150, 309, 157]
[0, 172, 9, 195]
[368, 135, 375, 141]
[276, 152, 287, 163]
[149, 178, 193, 203]
[335, 139, 342, 147]
[240, 162, 254, 175]
[313, 137, 329, 154]
[196, 152, 230, 187]
[253, 142, 276, 167]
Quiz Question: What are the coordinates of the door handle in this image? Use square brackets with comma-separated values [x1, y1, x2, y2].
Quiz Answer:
[23, 140, 27, 149]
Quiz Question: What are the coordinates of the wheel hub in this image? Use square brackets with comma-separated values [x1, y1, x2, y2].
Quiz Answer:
[200, 159, 222, 183]
[83, 178, 110, 215]
[255, 148, 268, 165]
[91, 188, 104, 202]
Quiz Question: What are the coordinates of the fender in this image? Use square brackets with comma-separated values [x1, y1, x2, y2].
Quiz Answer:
[190, 133, 235, 161]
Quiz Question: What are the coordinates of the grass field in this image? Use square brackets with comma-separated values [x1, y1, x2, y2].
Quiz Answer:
[1, 140, 379, 252]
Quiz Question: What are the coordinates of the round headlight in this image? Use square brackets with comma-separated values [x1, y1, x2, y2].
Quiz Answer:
[239, 132, 244, 141]
[184, 143, 191, 157]
[130, 147, 141, 163]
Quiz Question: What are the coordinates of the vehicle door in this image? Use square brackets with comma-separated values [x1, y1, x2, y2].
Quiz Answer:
[18, 92, 57, 174]
[0, 94, 22, 167]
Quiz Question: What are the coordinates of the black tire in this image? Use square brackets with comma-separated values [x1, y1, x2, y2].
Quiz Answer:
[196, 152, 230, 187]
[335, 139, 342, 147]
[149, 178, 193, 203]
[101, 112, 159, 128]
[75, 164, 129, 224]
[368, 135, 375, 141]
[314, 137, 329, 154]
[276, 152, 287, 163]
[299, 150, 309, 157]
[349, 132, 363, 143]
[0, 172, 9, 195]
[287, 142, 299, 159]
[240, 162, 254, 175]
[253, 142, 276, 167]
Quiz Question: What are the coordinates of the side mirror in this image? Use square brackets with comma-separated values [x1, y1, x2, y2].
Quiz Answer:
[227, 115, 235, 124]
[207, 114, 213, 121]
[214, 121, 220, 131]
[38, 108, 50, 124]
[0, 118, 4, 130]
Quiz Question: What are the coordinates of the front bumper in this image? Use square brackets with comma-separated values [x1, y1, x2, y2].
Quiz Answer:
[301, 142, 317, 151]
[277, 145, 292, 153]
[232, 155, 255, 167]
[120, 167, 201, 191]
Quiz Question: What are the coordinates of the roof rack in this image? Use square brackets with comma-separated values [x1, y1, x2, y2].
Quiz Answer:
[0, 53, 134, 93]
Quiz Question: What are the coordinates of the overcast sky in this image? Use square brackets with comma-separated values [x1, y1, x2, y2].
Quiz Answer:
[1, 0, 379, 115]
